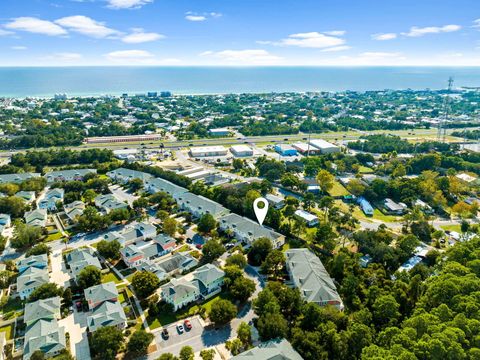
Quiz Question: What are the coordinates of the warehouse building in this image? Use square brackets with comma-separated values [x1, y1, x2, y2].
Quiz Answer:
[86, 134, 162, 143]
[189, 146, 228, 158]
[292, 142, 321, 155]
[230, 144, 254, 157]
[209, 128, 231, 137]
[308, 139, 340, 154]
[274, 144, 298, 156]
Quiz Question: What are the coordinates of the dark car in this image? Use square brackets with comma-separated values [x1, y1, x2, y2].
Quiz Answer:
[162, 328, 169, 339]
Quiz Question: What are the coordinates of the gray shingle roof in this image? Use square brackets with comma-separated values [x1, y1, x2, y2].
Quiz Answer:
[87, 300, 127, 332]
[84, 282, 118, 309]
[24, 297, 61, 325]
[23, 319, 65, 360]
[231, 339, 303, 360]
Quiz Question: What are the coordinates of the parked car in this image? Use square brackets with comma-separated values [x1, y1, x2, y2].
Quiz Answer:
[162, 328, 169, 339]
[184, 320, 192, 330]
[177, 324, 185, 334]
[196, 244, 203, 249]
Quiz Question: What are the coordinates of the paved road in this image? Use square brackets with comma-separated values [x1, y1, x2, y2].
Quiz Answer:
[109, 184, 138, 206]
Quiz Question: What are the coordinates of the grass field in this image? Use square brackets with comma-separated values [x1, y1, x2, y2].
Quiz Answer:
[441, 224, 461, 233]
[358, 165, 374, 174]
[0, 324, 13, 340]
[46, 232, 63, 242]
[328, 181, 350, 197]
[101, 271, 123, 284]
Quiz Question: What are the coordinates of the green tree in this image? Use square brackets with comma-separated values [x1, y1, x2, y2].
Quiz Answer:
[11, 222, 43, 249]
[257, 312, 288, 341]
[202, 239, 225, 262]
[90, 326, 124, 360]
[226, 338, 243, 356]
[316, 169, 334, 194]
[248, 237, 273, 266]
[237, 322, 252, 347]
[78, 266, 102, 289]
[25, 243, 51, 257]
[179, 346, 194, 360]
[30, 350, 46, 360]
[372, 295, 400, 329]
[261, 249, 285, 278]
[230, 276, 256, 303]
[0, 196, 26, 218]
[127, 178, 143, 192]
[127, 330, 154, 356]
[163, 217, 178, 237]
[200, 349, 216, 360]
[156, 354, 178, 360]
[96, 240, 121, 260]
[209, 299, 237, 325]
[225, 253, 247, 269]
[197, 213, 217, 234]
[131, 271, 161, 299]
[28, 283, 63, 303]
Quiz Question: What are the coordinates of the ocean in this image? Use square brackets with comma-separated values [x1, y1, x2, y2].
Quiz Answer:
[1, 66, 480, 97]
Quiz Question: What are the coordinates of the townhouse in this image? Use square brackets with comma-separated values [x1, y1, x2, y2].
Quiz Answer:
[24, 209, 47, 227]
[15, 191, 36, 204]
[23, 297, 65, 360]
[161, 264, 224, 311]
[0, 173, 40, 185]
[16, 255, 49, 300]
[174, 192, 229, 219]
[285, 248, 343, 311]
[44, 169, 97, 183]
[106, 168, 153, 184]
[38, 188, 64, 211]
[218, 213, 285, 249]
[84, 282, 127, 332]
[95, 194, 128, 213]
[144, 177, 188, 197]
[66, 248, 102, 280]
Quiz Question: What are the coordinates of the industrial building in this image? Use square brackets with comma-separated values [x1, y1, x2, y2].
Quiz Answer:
[209, 128, 231, 137]
[86, 134, 162, 144]
[308, 139, 340, 154]
[274, 144, 298, 156]
[189, 146, 228, 157]
[292, 142, 321, 155]
[230, 144, 254, 157]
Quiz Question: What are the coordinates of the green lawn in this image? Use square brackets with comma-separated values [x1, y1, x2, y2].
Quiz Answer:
[0, 324, 13, 340]
[441, 224, 461, 233]
[173, 244, 190, 253]
[328, 181, 350, 197]
[118, 292, 126, 304]
[46, 232, 63, 242]
[146, 313, 178, 330]
[358, 165, 374, 174]
[101, 271, 123, 284]
[371, 209, 401, 223]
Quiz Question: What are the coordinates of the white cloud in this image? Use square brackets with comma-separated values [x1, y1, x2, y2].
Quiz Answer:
[41, 52, 83, 61]
[272, 32, 345, 48]
[200, 49, 282, 64]
[11, 46, 27, 50]
[55, 16, 119, 38]
[321, 45, 351, 52]
[122, 29, 164, 43]
[402, 24, 461, 37]
[360, 51, 403, 58]
[5, 17, 67, 36]
[185, 15, 207, 22]
[185, 12, 222, 22]
[473, 19, 480, 28]
[371, 33, 397, 41]
[106, 0, 152, 9]
[0, 29, 14, 36]
[324, 30, 346, 36]
[105, 49, 156, 64]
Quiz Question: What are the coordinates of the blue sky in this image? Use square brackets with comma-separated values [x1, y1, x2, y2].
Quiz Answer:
[0, 0, 479, 66]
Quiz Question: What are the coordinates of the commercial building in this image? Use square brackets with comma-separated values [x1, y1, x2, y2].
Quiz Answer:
[86, 134, 162, 144]
[308, 139, 340, 154]
[285, 248, 343, 310]
[292, 143, 321, 155]
[209, 128, 231, 137]
[189, 145, 228, 158]
[230, 145, 254, 157]
[274, 144, 298, 156]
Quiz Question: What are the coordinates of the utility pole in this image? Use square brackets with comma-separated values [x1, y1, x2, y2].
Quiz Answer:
[437, 77, 454, 143]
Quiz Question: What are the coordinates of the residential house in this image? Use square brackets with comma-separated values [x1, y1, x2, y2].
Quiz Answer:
[383, 198, 407, 215]
[16, 254, 49, 300]
[138, 259, 168, 282]
[413, 199, 434, 214]
[265, 193, 285, 210]
[218, 213, 285, 249]
[84, 282, 126, 333]
[44, 169, 97, 183]
[357, 197, 374, 216]
[24, 208, 47, 227]
[17, 254, 48, 274]
[173, 192, 229, 218]
[38, 188, 64, 211]
[294, 210, 319, 227]
[161, 264, 225, 311]
[285, 248, 343, 310]
[152, 234, 177, 255]
[15, 191, 36, 203]
[231, 338, 303, 360]
[121, 222, 156, 244]
[95, 194, 128, 213]
[102, 231, 126, 247]
[155, 253, 199, 275]
[120, 244, 145, 268]
[106, 168, 152, 184]
[66, 248, 102, 280]
[64, 200, 86, 222]
[0, 173, 40, 184]
[144, 177, 188, 197]
[0, 214, 11, 232]
[23, 297, 65, 360]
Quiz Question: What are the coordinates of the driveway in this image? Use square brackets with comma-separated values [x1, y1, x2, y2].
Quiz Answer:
[50, 250, 71, 287]
[109, 184, 138, 206]
[58, 308, 91, 360]
[149, 317, 231, 358]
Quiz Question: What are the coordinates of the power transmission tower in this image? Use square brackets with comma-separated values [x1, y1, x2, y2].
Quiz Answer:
[437, 77, 454, 143]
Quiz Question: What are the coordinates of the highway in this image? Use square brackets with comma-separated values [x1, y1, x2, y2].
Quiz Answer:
[0, 128, 465, 157]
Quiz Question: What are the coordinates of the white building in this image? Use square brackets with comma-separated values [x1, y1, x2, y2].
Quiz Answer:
[308, 139, 340, 154]
[189, 146, 228, 158]
[294, 209, 319, 227]
[230, 145, 254, 157]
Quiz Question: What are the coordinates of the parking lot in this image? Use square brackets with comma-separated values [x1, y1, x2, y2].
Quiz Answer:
[155, 317, 203, 349]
